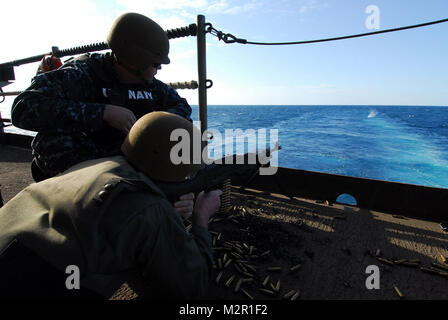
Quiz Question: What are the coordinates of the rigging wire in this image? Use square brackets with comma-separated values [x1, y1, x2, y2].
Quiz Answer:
[206, 18, 448, 45]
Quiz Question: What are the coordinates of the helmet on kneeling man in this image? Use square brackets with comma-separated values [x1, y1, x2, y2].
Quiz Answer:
[121, 111, 204, 182]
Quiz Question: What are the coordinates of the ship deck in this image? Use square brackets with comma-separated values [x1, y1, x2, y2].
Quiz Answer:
[1, 144, 448, 300]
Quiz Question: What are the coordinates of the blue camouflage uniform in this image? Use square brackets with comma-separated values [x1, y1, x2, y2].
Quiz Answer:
[11, 52, 192, 178]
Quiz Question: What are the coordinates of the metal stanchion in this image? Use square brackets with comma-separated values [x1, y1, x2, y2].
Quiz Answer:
[197, 15, 208, 157]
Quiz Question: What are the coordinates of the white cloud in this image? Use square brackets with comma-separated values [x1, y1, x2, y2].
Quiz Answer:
[299, 0, 329, 14]
[206, 0, 260, 15]
[112, 0, 209, 31]
[115, 0, 208, 17]
[0, 0, 116, 96]
[206, 0, 227, 13]
[0, 0, 111, 62]
[157, 15, 191, 30]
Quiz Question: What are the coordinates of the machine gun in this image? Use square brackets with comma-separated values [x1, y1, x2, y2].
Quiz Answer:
[155, 143, 280, 205]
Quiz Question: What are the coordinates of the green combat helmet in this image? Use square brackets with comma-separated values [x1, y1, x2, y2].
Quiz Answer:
[121, 112, 205, 182]
[107, 12, 170, 69]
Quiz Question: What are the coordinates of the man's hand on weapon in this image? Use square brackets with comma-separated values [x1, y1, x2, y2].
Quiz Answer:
[174, 192, 195, 219]
[192, 190, 223, 230]
[174, 190, 222, 229]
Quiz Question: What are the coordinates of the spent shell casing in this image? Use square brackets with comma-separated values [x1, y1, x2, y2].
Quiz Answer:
[238, 262, 248, 273]
[258, 288, 276, 296]
[218, 258, 223, 269]
[290, 264, 302, 272]
[291, 291, 301, 300]
[223, 253, 228, 263]
[225, 275, 235, 287]
[224, 258, 233, 268]
[377, 257, 394, 266]
[234, 278, 243, 293]
[249, 246, 254, 255]
[212, 237, 216, 247]
[393, 285, 404, 300]
[275, 280, 281, 292]
[242, 278, 253, 283]
[234, 247, 244, 255]
[234, 263, 243, 274]
[241, 289, 254, 300]
[245, 264, 257, 273]
[262, 275, 270, 287]
[242, 271, 254, 278]
[260, 250, 271, 257]
[216, 271, 223, 284]
[432, 262, 448, 272]
[441, 254, 447, 264]
[420, 266, 440, 275]
[267, 266, 282, 272]
[269, 282, 276, 292]
[217, 233, 222, 241]
[394, 259, 407, 265]
[283, 290, 296, 299]
[408, 259, 420, 263]
[231, 252, 243, 259]
[375, 249, 381, 257]
[427, 267, 448, 278]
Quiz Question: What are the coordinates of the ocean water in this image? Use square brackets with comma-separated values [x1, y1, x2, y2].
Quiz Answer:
[189, 105, 448, 190]
[2, 104, 448, 189]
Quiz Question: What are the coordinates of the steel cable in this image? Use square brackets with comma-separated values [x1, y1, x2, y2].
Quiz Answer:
[207, 18, 448, 45]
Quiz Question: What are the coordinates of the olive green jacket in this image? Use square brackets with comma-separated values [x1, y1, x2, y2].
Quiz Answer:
[0, 156, 213, 298]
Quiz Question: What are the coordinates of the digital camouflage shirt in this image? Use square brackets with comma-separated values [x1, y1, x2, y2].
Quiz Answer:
[11, 52, 192, 177]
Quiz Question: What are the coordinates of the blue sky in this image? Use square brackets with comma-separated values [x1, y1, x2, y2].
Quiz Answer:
[0, 0, 447, 107]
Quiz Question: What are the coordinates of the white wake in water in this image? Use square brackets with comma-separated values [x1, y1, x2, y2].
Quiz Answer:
[368, 110, 378, 118]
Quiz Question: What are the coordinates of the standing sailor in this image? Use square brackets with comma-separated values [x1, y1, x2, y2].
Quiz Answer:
[11, 12, 192, 182]
[0, 112, 221, 299]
